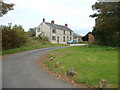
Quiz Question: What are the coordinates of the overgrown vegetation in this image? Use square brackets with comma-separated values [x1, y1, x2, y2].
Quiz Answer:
[1, 23, 51, 50]
[27, 28, 36, 37]
[44, 45, 118, 88]
[32, 33, 50, 45]
[1, 23, 67, 55]
[90, 2, 120, 47]
[1, 43, 67, 55]
[2, 24, 29, 50]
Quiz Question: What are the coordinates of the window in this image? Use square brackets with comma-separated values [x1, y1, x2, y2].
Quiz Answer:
[70, 37, 72, 40]
[52, 29, 56, 33]
[63, 30, 65, 35]
[67, 36, 69, 41]
[52, 36, 56, 40]
[70, 31, 72, 35]
[63, 36, 65, 42]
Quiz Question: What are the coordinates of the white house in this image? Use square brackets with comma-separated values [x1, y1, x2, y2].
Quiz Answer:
[36, 18, 73, 44]
[73, 33, 83, 43]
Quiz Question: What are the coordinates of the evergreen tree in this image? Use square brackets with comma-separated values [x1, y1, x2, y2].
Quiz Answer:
[90, 2, 120, 47]
[0, 0, 14, 17]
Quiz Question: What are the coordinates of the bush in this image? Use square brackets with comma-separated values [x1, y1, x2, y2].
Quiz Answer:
[32, 33, 50, 45]
[2, 24, 29, 50]
[1, 24, 52, 50]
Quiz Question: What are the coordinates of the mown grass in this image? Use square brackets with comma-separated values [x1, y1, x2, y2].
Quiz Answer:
[1, 43, 68, 55]
[44, 45, 118, 88]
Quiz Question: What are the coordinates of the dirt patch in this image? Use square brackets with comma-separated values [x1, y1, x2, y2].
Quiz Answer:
[37, 54, 93, 88]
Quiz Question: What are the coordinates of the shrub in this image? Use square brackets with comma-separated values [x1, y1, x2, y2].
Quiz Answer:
[32, 33, 50, 45]
[2, 24, 29, 50]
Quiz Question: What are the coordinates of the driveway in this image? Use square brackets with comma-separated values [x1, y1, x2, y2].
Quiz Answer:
[69, 44, 87, 46]
[2, 46, 75, 88]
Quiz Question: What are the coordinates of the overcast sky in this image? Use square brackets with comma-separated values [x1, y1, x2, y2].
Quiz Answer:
[0, 0, 98, 36]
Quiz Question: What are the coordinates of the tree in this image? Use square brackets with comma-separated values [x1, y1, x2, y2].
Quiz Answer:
[0, 0, 14, 17]
[90, 2, 120, 47]
[27, 28, 36, 37]
[2, 24, 29, 50]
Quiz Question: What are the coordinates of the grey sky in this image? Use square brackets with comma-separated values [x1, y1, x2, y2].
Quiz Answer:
[0, 0, 98, 36]
[98, 0, 120, 2]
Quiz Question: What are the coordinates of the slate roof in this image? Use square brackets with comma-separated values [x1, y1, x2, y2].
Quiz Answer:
[73, 33, 82, 37]
[45, 22, 73, 32]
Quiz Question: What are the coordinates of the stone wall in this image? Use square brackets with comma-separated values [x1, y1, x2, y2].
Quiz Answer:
[88, 33, 95, 44]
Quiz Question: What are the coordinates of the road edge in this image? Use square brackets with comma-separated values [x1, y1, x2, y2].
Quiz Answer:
[37, 54, 92, 88]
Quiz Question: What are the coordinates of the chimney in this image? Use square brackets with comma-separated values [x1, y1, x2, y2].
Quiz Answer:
[51, 20, 54, 24]
[65, 24, 68, 27]
[43, 18, 45, 22]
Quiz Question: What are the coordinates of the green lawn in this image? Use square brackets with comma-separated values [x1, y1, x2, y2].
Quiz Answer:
[1, 43, 67, 55]
[44, 45, 118, 88]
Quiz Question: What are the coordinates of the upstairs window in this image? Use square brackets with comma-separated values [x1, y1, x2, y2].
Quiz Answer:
[63, 30, 65, 35]
[52, 29, 56, 33]
[52, 36, 56, 40]
[70, 37, 72, 41]
[70, 31, 72, 35]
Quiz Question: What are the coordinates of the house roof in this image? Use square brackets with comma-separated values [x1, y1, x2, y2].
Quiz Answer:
[73, 33, 81, 36]
[73, 33, 82, 38]
[44, 22, 73, 32]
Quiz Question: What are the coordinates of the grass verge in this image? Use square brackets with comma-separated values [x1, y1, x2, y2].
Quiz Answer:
[43, 45, 118, 88]
[1, 43, 68, 55]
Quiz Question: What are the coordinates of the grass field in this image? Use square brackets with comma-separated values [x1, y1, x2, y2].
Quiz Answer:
[1, 43, 67, 55]
[44, 45, 118, 88]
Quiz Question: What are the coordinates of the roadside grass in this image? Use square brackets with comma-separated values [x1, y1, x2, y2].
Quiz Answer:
[44, 45, 118, 88]
[1, 43, 68, 55]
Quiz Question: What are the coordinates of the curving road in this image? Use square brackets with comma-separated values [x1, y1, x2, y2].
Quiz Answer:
[2, 46, 75, 88]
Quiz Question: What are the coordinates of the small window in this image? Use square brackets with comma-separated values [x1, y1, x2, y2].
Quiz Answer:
[67, 36, 69, 41]
[52, 29, 56, 33]
[70, 37, 72, 41]
[63, 36, 65, 42]
[63, 30, 65, 35]
[52, 36, 56, 40]
[70, 31, 72, 35]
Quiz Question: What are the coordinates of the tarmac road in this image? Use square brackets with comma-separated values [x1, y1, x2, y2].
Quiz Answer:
[2, 46, 75, 88]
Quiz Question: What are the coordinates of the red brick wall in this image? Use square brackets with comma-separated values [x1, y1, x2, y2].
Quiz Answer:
[88, 34, 95, 44]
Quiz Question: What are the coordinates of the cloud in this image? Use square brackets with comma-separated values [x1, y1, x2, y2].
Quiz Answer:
[98, 0, 120, 2]
[1, 0, 96, 35]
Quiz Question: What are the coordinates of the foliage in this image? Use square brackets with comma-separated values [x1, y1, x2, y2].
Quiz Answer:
[45, 45, 118, 88]
[90, 2, 120, 47]
[27, 28, 36, 36]
[2, 43, 68, 55]
[32, 33, 50, 44]
[1, 23, 68, 54]
[2, 24, 29, 50]
[0, 26, 2, 51]
[0, 0, 14, 17]
[1, 23, 64, 51]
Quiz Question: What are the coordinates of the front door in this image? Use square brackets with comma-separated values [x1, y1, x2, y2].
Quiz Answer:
[57, 36, 59, 44]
